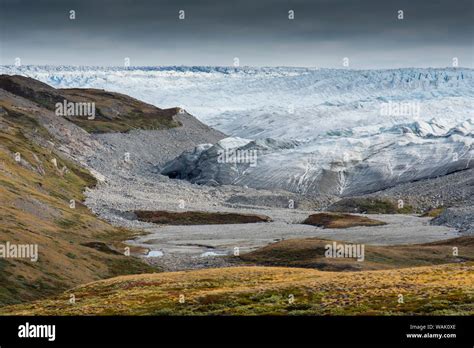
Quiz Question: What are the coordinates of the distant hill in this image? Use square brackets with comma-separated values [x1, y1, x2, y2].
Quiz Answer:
[0, 75, 180, 133]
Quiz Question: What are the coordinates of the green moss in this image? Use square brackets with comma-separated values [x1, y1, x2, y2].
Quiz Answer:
[105, 258, 157, 278]
[68, 116, 180, 134]
[55, 218, 79, 229]
[421, 207, 445, 218]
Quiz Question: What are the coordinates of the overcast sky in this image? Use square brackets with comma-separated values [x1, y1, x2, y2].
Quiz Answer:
[1, 0, 473, 68]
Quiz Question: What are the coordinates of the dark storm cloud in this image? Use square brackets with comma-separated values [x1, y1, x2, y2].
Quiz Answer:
[1, 0, 473, 67]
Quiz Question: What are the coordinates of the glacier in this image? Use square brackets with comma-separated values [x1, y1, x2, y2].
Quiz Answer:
[1, 65, 473, 195]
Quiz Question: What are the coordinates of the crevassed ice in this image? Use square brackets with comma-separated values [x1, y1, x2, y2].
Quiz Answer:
[3, 65, 472, 195]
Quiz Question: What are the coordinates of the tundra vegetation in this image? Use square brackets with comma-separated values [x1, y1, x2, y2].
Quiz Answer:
[0, 75, 472, 316]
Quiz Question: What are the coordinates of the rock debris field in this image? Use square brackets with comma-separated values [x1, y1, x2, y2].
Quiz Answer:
[83, 113, 464, 271]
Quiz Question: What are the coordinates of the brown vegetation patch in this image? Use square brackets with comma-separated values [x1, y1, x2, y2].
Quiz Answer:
[328, 197, 415, 214]
[421, 207, 445, 218]
[302, 212, 385, 228]
[134, 210, 272, 225]
[239, 236, 474, 271]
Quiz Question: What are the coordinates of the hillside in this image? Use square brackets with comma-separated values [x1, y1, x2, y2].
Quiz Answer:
[1, 263, 472, 315]
[0, 75, 180, 133]
[0, 78, 164, 306]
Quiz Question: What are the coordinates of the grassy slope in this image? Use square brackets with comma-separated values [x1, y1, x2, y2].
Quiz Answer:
[1, 263, 472, 315]
[59, 88, 181, 133]
[0, 75, 181, 133]
[239, 237, 474, 271]
[0, 102, 155, 306]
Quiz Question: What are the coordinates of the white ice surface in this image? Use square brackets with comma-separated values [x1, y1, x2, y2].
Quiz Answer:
[3, 65, 472, 195]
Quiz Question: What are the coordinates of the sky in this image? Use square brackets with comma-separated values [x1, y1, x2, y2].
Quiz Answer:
[1, 0, 473, 68]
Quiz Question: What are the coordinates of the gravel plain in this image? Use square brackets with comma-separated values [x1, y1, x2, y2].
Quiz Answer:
[78, 112, 463, 271]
